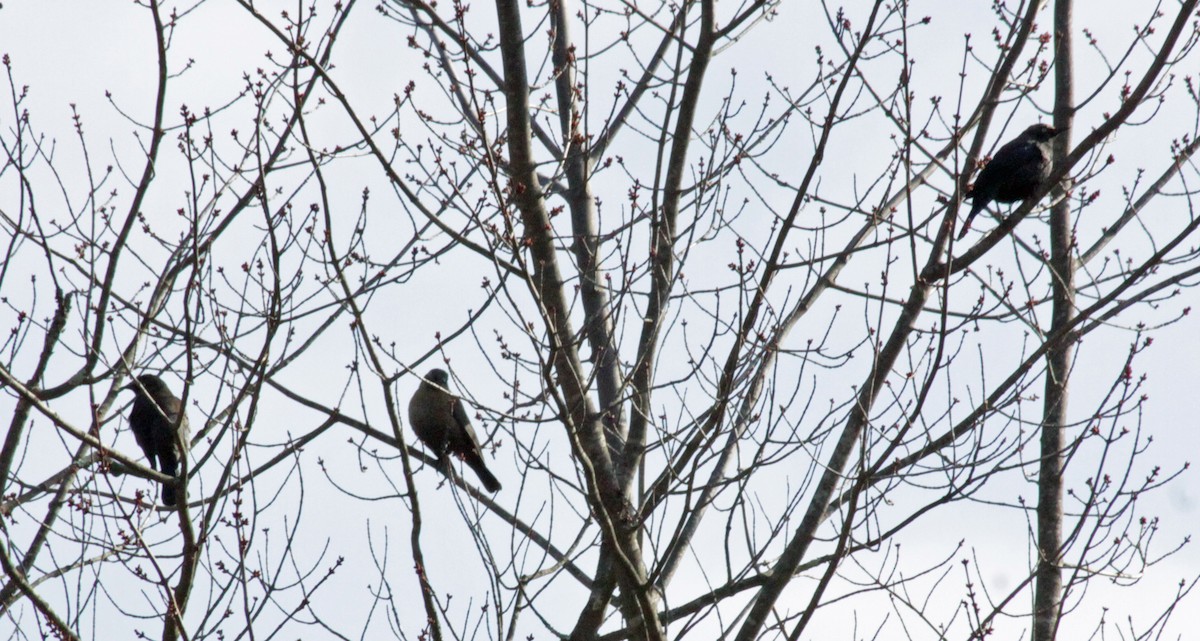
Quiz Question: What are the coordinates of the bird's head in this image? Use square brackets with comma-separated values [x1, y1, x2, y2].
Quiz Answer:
[1022, 123, 1061, 142]
[424, 368, 450, 387]
[124, 374, 168, 395]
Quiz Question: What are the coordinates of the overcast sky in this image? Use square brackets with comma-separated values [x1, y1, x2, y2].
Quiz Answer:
[0, 1, 1196, 638]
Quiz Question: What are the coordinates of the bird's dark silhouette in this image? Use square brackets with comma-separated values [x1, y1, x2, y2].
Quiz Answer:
[408, 368, 502, 492]
[125, 374, 190, 507]
[959, 123, 1062, 239]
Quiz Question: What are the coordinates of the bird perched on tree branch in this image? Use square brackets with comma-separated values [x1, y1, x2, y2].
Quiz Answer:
[125, 374, 190, 507]
[959, 123, 1063, 239]
[408, 368, 502, 492]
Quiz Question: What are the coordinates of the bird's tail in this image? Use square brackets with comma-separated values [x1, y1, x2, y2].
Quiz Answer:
[161, 482, 178, 507]
[160, 458, 180, 507]
[957, 199, 986, 240]
[467, 457, 502, 493]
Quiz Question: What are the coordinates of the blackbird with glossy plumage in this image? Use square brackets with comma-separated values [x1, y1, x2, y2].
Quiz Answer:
[959, 123, 1063, 239]
[125, 374, 190, 507]
[408, 368, 502, 492]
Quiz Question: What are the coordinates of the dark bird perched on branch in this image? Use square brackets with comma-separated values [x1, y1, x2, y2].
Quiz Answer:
[125, 374, 190, 507]
[959, 123, 1063, 239]
[408, 368, 502, 493]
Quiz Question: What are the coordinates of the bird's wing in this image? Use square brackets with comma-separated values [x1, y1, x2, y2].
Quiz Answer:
[1003, 148, 1050, 194]
[173, 409, 191, 454]
[998, 140, 1044, 172]
[452, 396, 486, 451]
[978, 140, 1041, 181]
[158, 395, 190, 454]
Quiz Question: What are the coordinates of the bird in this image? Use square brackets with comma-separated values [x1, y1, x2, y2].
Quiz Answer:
[124, 374, 190, 507]
[959, 123, 1063, 239]
[408, 368, 502, 492]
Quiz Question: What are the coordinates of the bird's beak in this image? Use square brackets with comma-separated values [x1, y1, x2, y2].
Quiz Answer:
[1050, 127, 1065, 137]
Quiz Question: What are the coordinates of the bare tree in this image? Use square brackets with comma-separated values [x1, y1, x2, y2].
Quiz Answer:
[1, 0, 1198, 640]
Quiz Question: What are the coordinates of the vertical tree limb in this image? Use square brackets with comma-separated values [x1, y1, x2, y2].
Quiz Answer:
[1034, 1, 1075, 639]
